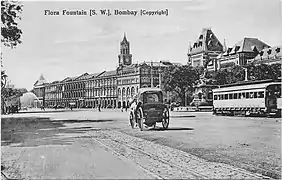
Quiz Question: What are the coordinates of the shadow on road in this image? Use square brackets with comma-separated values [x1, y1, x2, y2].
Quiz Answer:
[1, 117, 110, 147]
[54, 119, 114, 123]
[149, 127, 194, 131]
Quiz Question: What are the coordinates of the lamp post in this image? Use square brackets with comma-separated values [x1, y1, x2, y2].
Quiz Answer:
[159, 61, 162, 89]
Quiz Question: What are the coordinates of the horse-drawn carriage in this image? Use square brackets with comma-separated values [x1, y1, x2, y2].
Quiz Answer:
[129, 88, 170, 131]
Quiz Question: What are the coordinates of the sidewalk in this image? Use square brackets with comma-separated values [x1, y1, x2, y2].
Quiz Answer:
[1, 114, 154, 179]
[1, 140, 154, 179]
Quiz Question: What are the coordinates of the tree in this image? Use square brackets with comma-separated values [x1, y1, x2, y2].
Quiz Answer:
[1, 0, 23, 114]
[1, 0, 23, 48]
[163, 65, 201, 106]
[214, 63, 281, 85]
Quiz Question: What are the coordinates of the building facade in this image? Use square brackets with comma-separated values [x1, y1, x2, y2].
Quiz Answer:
[248, 45, 282, 65]
[218, 37, 270, 69]
[38, 34, 177, 109]
[33, 74, 48, 108]
[187, 28, 224, 68]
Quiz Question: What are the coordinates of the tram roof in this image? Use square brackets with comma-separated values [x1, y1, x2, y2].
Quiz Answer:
[213, 79, 281, 93]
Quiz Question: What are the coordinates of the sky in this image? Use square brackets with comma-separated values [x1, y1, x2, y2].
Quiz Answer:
[2, 0, 282, 90]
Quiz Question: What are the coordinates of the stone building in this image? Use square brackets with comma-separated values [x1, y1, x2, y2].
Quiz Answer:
[218, 37, 270, 69]
[38, 34, 178, 109]
[248, 45, 282, 65]
[187, 28, 224, 68]
[33, 74, 48, 108]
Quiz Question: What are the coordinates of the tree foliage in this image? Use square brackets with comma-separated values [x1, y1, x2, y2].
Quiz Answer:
[214, 63, 281, 85]
[1, 0, 23, 48]
[163, 65, 201, 106]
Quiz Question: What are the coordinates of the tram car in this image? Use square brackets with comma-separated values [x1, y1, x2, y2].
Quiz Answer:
[212, 79, 281, 117]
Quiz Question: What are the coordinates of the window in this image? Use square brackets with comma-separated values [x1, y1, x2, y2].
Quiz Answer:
[214, 95, 218, 100]
[246, 92, 250, 98]
[240, 93, 245, 99]
[229, 94, 233, 99]
[258, 91, 264, 98]
[250, 92, 254, 98]
[254, 92, 258, 98]
[224, 94, 228, 100]
[234, 93, 238, 99]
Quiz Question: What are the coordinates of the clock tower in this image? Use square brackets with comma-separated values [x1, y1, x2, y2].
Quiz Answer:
[118, 33, 132, 66]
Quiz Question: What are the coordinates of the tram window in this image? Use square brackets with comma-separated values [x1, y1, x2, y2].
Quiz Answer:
[254, 92, 258, 98]
[220, 94, 223, 100]
[246, 92, 250, 98]
[250, 92, 254, 98]
[234, 93, 238, 99]
[258, 91, 264, 98]
[224, 94, 228, 100]
[241, 92, 245, 99]
[214, 95, 218, 100]
[229, 94, 233, 99]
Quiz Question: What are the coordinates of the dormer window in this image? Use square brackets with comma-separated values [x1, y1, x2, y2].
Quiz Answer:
[267, 49, 272, 55]
[251, 46, 258, 52]
[198, 41, 203, 46]
[276, 47, 280, 53]
[193, 43, 197, 48]
[199, 35, 203, 39]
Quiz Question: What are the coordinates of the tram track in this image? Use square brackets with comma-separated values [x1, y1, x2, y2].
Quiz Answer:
[88, 129, 272, 179]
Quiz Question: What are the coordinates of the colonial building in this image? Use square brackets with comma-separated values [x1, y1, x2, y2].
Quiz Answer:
[116, 34, 178, 108]
[33, 74, 48, 108]
[39, 34, 178, 109]
[248, 45, 282, 65]
[218, 37, 270, 69]
[187, 28, 224, 68]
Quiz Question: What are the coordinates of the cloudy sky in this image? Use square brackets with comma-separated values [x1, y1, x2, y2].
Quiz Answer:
[3, 0, 282, 90]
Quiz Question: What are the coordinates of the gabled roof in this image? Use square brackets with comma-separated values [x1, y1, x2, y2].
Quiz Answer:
[34, 74, 48, 86]
[189, 28, 223, 55]
[61, 76, 77, 82]
[99, 70, 117, 77]
[229, 38, 270, 54]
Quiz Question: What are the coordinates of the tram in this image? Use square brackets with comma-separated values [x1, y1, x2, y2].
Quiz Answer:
[212, 79, 281, 117]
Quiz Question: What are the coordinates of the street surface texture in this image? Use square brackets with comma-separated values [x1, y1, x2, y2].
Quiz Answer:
[1, 109, 281, 179]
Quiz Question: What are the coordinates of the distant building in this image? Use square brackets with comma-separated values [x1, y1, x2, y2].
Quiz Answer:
[187, 28, 224, 68]
[33, 74, 48, 108]
[248, 45, 282, 65]
[37, 34, 179, 109]
[218, 37, 270, 69]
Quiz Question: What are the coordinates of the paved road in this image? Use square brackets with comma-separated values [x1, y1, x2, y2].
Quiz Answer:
[1, 109, 281, 179]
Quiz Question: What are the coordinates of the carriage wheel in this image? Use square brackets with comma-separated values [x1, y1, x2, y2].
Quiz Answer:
[129, 112, 135, 129]
[162, 107, 169, 129]
[136, 108, 145, 131]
